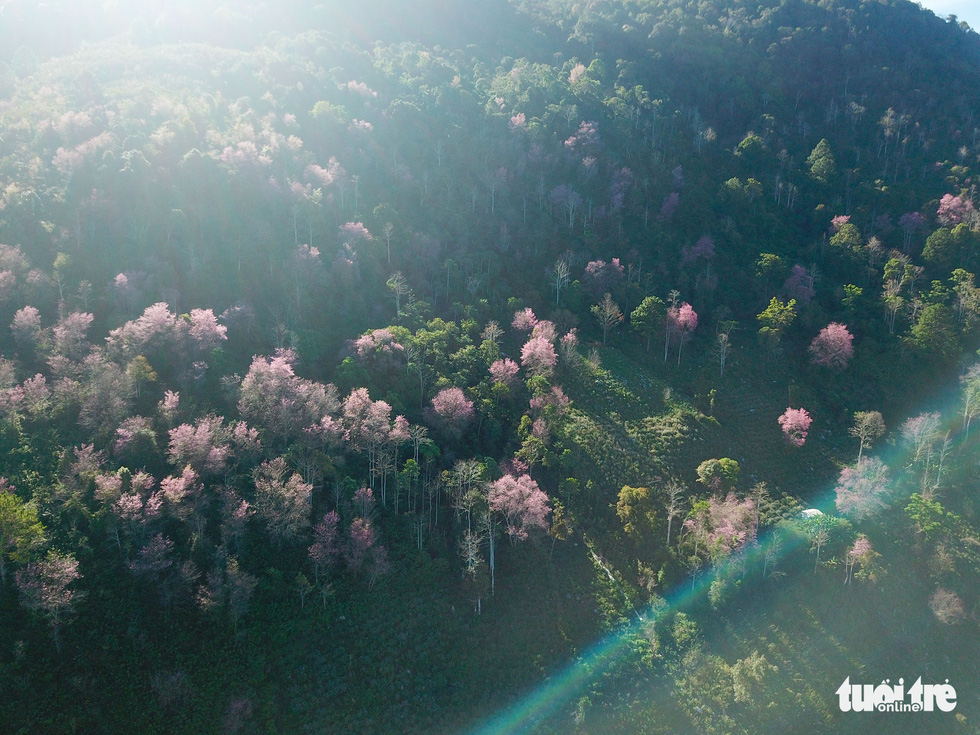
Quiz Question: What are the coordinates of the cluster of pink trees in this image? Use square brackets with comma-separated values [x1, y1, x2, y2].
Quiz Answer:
[342, 387, 411, 503]
[582, 258, 624, 300]
[31, 315, 482, 626]
[309, 500, 388, 595]
[509, 306, 586, 380]
[106, 302, 227, 361]
[238, 349, 340, 446]
[167, 415, 235, 476]
[937, 193, 975, 227]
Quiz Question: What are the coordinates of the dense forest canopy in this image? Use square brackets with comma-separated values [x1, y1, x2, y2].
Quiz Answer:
[0, 0, 979, 733]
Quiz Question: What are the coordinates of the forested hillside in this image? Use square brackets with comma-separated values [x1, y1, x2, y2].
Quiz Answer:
[0, 1, 979, 732]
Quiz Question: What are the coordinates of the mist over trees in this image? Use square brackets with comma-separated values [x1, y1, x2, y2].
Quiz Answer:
[1, 0, 979, 732]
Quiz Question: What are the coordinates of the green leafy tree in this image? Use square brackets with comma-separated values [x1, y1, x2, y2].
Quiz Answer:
[616, 485, 656, 540]
[829, 223, 862, 251]
[630, 295, 666, 352]
[696, 458, 740, 493]
[756, 297, 796, 354]
[310, 100, 347, 124]
[806, 138, 836, 182]
[0, 484, 46, 586]
[800, 514, 852, 574]
[842, 284, 862, 312]
[908, 303, 958, 360]
[922, 227, 955, 271]
[905, 493, 960, 543]
[849, 411, 885, 461]
[126, 355, 158, 399]
[755, 253, 786, 299]
[734, 133, 768, 169]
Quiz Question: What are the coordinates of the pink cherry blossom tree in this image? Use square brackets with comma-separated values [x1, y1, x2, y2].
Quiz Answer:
[16, 549, 83, 652]
[531, 320, 557, 342]
[308, 511, 341, 585]
[429, 387, 474, 439]
[187, 309, 227, 352]
[707, 493, 757, 555]
[114, 415, 157, 459]
[666, 302, 698, 365]
[10, 305, 44, 351]
[159, 390, 180, 423]
[488, 474, 550, 543]
[238, 350, 340, 446]
[106, 302, 186, 361]
[835, 457, 890, 520]
[489, 358, 520, 387]
[352, 328, 405, 373]
[19, 374, 50, 418]
[937, 193, 975, 227]
[167, 415, 232, 476]
[343, 391, 397, 491]
[582, 258, 625, 300]
[338, 221, 372, 245]
[344, 517, 376, 571]
[511, 308, 538, 332]
[520, 336, 557, 378]
[52, 312, 94, 360]
[681, 235, 715, 265]
[809, 323, 854, 370]
[778, 407, 812, 447]
[844, 535, 875, 584]
[111, 488, 161, 546]
[159, 466, 206, 535]
[782, 265, 815, 304]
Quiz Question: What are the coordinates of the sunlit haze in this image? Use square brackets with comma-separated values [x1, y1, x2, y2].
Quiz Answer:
[1, 1, 978, 733]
